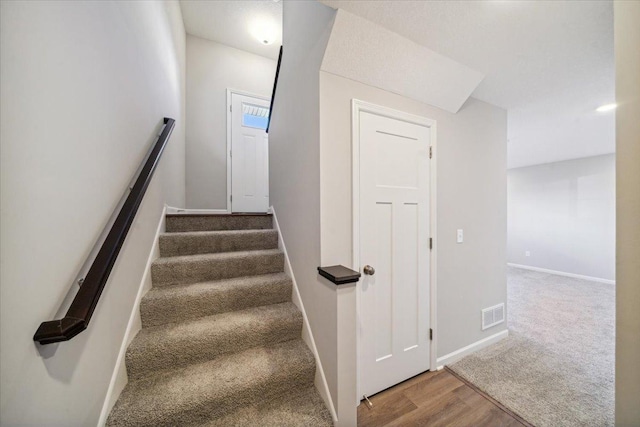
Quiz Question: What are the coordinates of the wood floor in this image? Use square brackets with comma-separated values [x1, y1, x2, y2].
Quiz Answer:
[357, 368, 531, 427]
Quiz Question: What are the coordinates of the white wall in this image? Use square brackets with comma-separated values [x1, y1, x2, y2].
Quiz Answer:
[319, 72, 508, 361]
[268, 0, 340, 421]
[507, 154, 615, 281]
[0, 1, 186, 425]
[614, 1, 640, 425]
[186, 35, 276, 209]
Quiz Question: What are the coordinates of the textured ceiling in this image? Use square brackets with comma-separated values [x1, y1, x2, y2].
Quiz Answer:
[322, 10, 485, 113]
[320, 0, 615, 168]
[180, 0, 282, 59]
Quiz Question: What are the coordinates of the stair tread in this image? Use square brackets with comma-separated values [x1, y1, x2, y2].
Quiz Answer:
[127, 303, 302, 380]
[144, 272, 290, 299]
[107, 339, 315, 427]
[159, 229, 279, 257]
[161, 229, 278, 237]
[166, 213, 272, 217]
[153, 248, 282, 265]
[140, 273, 293, 327]
[151, 249, 284, 286]
[166, 214, 273, 232]
[143, 272, 291, 300]
[199, 386, 333, 427]
[135, 302, 300, 341]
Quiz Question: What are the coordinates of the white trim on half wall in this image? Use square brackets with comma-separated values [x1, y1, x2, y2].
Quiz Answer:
[270, 207, 338, 423]
[97, 205, 167, 426]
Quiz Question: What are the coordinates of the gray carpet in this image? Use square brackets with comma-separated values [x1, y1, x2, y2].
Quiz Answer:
[449, 266, 615, 427]
[107, 214, 333, 427]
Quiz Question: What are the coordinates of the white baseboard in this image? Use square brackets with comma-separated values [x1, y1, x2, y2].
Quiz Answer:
[507, 263, 615, 285]
[166, 205, 230, 214]
[270, 207, 338, 423]
[436, 329, 509, 368]
[97, 205, 166, 426]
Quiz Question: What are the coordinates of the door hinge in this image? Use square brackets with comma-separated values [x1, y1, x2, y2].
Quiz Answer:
[429, 146, 432, 159]
[429, 237, 433, 250]
[230, 194, 233, 202]
[230, 105, 232, 112]
[230, 150, 232, 158]
[430, 328, 433, 341]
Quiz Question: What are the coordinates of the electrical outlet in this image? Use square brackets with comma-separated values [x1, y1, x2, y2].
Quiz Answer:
[525, 251, 530, 257]
[456, 229, 464, 243]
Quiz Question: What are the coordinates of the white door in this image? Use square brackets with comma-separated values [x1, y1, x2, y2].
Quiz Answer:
[230, 93, 270, 213]
[359, 110, 431, 397]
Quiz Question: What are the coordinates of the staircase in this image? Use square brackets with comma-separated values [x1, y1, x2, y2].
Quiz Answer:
[107, 214, 333, 427]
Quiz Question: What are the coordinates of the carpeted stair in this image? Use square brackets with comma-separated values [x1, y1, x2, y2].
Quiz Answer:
[107, 214, 333, 427]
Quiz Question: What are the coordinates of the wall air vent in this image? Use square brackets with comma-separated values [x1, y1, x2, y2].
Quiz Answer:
[481, 303, 505, 330]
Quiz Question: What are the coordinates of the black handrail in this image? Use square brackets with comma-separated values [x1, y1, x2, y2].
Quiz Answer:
[33, 118, 176, 345]
[266, 45, 282, 134]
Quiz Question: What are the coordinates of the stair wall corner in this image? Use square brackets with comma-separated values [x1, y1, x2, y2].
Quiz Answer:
[270, 206, 338, 423]
[96, 205, 167, 427]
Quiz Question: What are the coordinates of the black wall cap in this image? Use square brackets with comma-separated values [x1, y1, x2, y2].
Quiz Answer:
[317, 265, 361, 285]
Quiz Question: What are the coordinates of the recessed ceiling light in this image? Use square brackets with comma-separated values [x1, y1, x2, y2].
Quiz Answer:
[596, 103, 617, 112]
[249, 17, 278, 45]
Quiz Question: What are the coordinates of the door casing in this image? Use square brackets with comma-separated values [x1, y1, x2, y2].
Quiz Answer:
[351, 99, 438, 402]
[226, 88, 271, 213]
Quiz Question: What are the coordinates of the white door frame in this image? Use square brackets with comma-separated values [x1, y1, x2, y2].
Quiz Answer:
[352, 99, 438, 402]
[226, 88, 271, 213]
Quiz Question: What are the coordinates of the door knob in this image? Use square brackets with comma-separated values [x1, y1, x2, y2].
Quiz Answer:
[363, 265, 375, 275]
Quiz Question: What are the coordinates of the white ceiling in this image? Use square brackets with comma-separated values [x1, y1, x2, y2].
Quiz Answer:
[320, 0, 615, 168]
[323, 9, 485, 114]
[180, 0, 282, 60]
[179, 0, 615, 168]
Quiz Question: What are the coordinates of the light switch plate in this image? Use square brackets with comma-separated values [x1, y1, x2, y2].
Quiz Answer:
[457, 229, 464, 243]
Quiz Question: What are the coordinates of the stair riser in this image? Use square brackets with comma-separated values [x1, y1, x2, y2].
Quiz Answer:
[126, 311, 303, 380]
[159, 230, 278, 257]
[151, 253, 284, 286]
[166, 215, 273, 232]
[141, 279, 292, 328]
